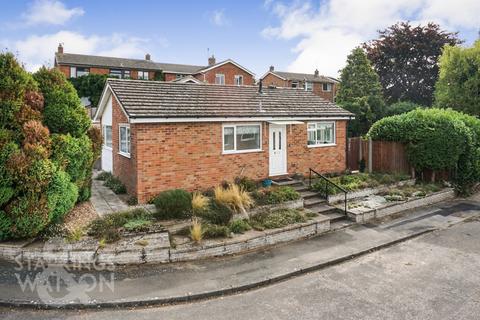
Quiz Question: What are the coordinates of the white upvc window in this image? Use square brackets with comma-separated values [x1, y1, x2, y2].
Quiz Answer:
[70, 66, 89, 78]
[103, 125, 112, 148]
[234, 75, 243, 86]
[322, 83, 332, 92]
[291, 81, 299, 89]
[215, 73, 225, 85]
[307, 122, 335, 147]
[223, 124, 262, 154]
[119, 124, 131, 157]
[305, 81, 313, 91]
[138, 70, 149, 80]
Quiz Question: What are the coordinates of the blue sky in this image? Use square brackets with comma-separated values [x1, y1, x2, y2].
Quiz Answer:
[1, 0, 479, 77]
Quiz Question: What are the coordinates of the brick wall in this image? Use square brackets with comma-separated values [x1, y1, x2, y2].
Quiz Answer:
[164, 73, 178, 81]
[312, 82, 336, 102]
[58, 65, 70, 78]
[129, 120, 347, 203]
[111, 97, 137, 196]
[195, 62, 255, 85]
[263, 73, 288, 87]
[56, 64, 157, 80]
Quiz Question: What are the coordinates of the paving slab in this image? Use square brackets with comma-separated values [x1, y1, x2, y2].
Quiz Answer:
[0, 198, 479, 309]
[90, 173, 129, 216]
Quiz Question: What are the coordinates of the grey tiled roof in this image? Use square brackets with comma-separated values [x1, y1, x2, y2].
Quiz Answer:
[271, 71, 337, 83]
[55, 53, 205, 73]
[107, 79, 353, 119]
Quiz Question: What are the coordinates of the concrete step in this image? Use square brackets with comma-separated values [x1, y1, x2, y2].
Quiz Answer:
[272, 179, 303, 187]
[298, 190, 319, 199]
[330, 219, 355, 231]
[304, 197, 327, 207]
[324, 211, 347, 223]
[305, 203, 335, 214]
[293, 184, 309, 192]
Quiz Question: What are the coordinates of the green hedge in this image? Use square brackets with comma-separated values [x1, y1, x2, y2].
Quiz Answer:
[153, 189, 192, 220]
[368, 108, 480, 193]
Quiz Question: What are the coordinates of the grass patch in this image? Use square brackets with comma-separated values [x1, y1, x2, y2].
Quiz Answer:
[88, 208, 152, 243]
[384, 183, 443, 201]
[249, 209, 306, 230]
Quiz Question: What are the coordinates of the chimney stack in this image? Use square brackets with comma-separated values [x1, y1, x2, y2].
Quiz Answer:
[314, 69, 319, 77]
[208, 55, 216, 66]
[269, 65, 274, 72]
[57, 43, 63, 54]
[145, 53, 151, 60]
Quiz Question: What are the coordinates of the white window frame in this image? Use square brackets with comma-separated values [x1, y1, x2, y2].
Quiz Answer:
[222, 123, 262, 154]
[305, 81, 313, 92]
[215, 73, 225, 85]
[103, 125, 112, 149]
[322, 83, 332, 92]
[291, 81, 299, 89]
[234, 75, 243, 86]
[307, 121, 336, 147]
[138, 70, 149, 80]
[118, 124, 131, 157]
[70, 66, 89, 78]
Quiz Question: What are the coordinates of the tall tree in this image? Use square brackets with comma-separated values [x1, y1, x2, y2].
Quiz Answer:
[337, 47, 385, 136]
[435, 40, 480, 116]
[364, 22, 461, 106]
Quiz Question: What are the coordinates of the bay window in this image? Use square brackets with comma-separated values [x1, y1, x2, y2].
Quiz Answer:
[223, 124, 261, 153]
[307, 122, 335, 146]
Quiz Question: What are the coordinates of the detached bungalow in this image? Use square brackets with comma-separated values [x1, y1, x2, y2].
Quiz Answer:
[94, 79, 353, 203]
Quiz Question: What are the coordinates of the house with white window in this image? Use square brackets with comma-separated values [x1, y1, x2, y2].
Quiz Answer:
[94, 78, 353, 203]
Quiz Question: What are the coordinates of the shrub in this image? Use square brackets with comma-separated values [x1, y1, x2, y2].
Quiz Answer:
[123, 218, 152, 232]
[190, 218, 203, 242]
[214, 184, 253, 214]
[126, 196, 138, 206]
[234, 176, 258, 192]
[47, 168, 78, 223]
[384, 101, 424, 117]
[228, 219, 251, 234]
[202, 224, 230, 238]
[192, 192, 209, 214]
[153, 189, 192, 220]
[0, 211, 12, 241]
[96, 171, 112, 181]
[199, 200, 233, 225]
[104, 175, 127, 194]
[253, 186, 300, 205]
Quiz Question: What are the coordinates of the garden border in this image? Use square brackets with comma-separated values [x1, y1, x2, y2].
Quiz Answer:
[346, 188, 455, 223]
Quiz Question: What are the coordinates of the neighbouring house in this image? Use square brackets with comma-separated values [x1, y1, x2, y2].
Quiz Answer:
[94, 78, 354, 203]
[260, 66, 339, 102]
[54, 44, 255, 85]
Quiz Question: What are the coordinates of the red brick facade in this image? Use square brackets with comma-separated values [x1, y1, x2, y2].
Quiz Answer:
[56, 65, 156, 80]
[262, 72, 337, 102]
[194, 62, 255, 85]
[108, 96, 347, 203]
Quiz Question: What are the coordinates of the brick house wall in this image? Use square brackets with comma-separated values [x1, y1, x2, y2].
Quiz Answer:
[263, 73, 288, 87]
[164, 73, 179, 82]
[56, 64, 157, 80]
[195, 62, 255, 85]
[111, 97, 137, 196]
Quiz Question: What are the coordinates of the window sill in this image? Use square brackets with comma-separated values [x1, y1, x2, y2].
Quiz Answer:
[118, 151, 131, 158]
[222, 149, 263, 155]
[307, 143, 337, 148]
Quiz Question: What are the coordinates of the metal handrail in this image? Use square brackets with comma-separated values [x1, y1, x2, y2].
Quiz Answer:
[308, 168, 347, 215]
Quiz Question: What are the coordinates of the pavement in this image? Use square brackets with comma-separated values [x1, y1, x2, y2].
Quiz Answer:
[90, 174, 128, 216]
[0, 197, 479, 309]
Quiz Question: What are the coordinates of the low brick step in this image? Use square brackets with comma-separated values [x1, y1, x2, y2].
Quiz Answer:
[330, 219, 355, 231]
[298, 190, 319, 199]
[304, 197, 327, 207]
[305, 202, 334, 214]
[272, 179, 303, 187]
[293, 184, 309, 192]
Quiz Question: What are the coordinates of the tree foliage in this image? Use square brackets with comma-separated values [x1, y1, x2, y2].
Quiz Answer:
[69, 73, 108, 109]
[0, 53, 100, 240]
[364, 22, 461, 106]
[368, 108, 480, 193]
[336, 47, 385, 136]
[434, 40, 480, 116]
[384, 101, 425, 117]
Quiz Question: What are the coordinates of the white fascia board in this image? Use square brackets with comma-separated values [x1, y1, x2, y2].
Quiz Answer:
[130, 116, 353, 124]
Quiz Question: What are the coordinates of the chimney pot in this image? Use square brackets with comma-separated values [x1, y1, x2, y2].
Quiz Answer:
[269, 65, 274, 72]
[314, 69, 319, 77]
[58, 43, 63, 54]
[208, 55, 216, 66]
[145, 53, 151, 60]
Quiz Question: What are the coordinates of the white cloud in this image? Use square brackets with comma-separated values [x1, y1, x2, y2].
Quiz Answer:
[1, 31, 157, 71]
[22, 0, 84, 26]
[263, 0, 480, 76]
[210, 9, 229, 26]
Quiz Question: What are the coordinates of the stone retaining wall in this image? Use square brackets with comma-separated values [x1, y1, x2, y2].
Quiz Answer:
[328, 179, 416, 204]
[347, 188, 455, 223]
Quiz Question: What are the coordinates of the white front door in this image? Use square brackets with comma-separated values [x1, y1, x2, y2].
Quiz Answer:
[269, 124, 287, 176]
